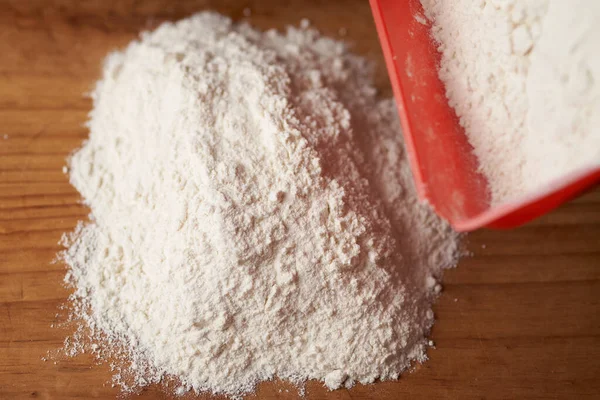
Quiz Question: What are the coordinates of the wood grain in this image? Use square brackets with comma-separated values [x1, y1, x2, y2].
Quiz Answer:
[1, 1, 599, 399]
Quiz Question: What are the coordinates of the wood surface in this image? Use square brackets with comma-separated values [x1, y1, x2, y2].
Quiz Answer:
[1, 1, 599, 399]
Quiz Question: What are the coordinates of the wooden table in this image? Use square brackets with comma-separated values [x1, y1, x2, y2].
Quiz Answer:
[1, 1, 599, 399]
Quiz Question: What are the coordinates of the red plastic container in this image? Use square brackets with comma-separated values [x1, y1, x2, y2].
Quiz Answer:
[370, 0, 600, 232]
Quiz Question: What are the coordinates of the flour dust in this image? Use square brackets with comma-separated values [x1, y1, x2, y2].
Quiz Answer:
[58, 12, 460, 398]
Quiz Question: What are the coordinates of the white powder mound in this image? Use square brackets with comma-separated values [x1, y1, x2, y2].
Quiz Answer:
[421, 0, 600, 205]
[60, 12, 459, 397]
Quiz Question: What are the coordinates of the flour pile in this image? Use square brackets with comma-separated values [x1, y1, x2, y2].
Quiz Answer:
[60, 12, 459, 397]
[421, 0, 600, 205]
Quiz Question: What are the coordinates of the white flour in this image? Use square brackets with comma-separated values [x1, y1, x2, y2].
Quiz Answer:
[60, 12, 459, 397]
[421, 0, 600, 205]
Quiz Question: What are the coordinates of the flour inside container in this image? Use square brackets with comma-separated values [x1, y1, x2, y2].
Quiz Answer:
[421, 0, 600, 205]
